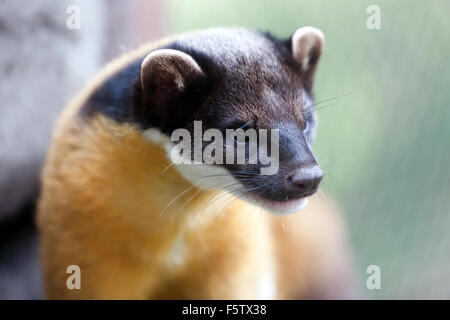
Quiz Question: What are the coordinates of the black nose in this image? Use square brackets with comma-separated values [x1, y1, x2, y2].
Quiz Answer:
[286, 166, 323, 197]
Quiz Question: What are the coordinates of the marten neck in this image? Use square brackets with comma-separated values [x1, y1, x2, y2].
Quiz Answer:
[72, 114, 238, 232]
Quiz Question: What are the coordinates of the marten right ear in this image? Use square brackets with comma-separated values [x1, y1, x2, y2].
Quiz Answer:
[140, 49, 205, 107]
[290, 27, 325, 91]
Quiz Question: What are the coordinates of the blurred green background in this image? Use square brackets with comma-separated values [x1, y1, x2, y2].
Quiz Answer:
[168, 0, 450, 298]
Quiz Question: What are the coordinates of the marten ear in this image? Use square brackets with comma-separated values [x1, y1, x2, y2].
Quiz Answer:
[140, 49, 204, 105]
[291, 27, 325, 90]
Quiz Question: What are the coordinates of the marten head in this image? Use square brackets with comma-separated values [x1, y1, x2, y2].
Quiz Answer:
[132, 27, 325, 214]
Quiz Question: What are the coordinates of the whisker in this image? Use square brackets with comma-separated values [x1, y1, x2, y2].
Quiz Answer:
[238, 120, 254, 130]
[310, 93, 351, 109]
[306, 93, 351, 117]
[314, 101, 346, 114]
[160, 162, 175, 174]
[201, 184, 246, 212]
[157, 183, 198, 219]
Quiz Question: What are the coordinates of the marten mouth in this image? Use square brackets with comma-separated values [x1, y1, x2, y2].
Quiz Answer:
[259, 198, 308, 215]
[258, 197, 308, 215]
[237, 191, 309, 215]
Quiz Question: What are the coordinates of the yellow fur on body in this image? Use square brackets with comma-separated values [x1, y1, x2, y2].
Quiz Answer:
[37, 34, 355, 299]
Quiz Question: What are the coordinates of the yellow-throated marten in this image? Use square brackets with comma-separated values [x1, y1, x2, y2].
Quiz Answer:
[37, 27, 357, 299]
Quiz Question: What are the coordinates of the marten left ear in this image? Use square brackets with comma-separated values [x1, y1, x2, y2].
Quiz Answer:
[140, 49, 205, 106]
[290, 27, 325, 90]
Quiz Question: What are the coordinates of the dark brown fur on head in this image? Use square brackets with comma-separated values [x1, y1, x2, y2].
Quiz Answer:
[85, 27, 325, 205]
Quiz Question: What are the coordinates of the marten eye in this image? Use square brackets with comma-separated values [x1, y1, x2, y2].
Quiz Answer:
[225, 120, 254, 144]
